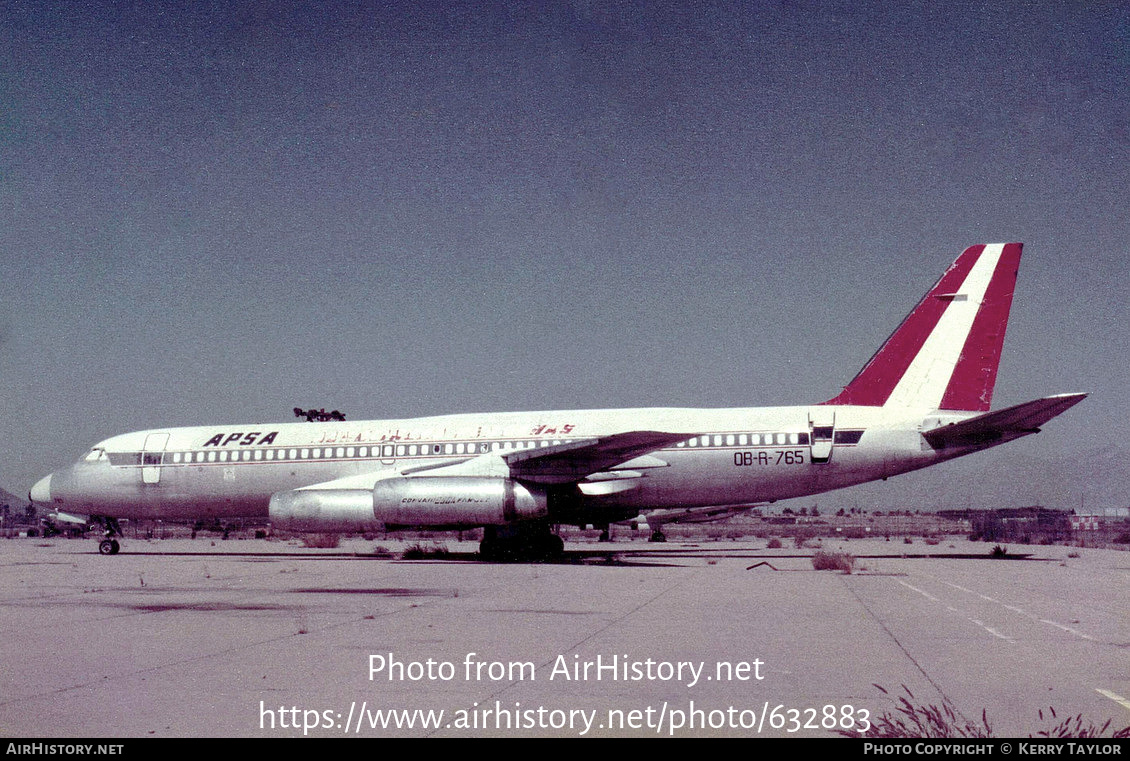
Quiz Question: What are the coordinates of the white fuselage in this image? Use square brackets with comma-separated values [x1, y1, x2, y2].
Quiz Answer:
[35, 403, 977, 525]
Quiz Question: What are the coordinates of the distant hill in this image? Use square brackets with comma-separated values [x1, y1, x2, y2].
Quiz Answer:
[0, 487, 30, 510]
[0, 486, 32, 525]
[0, 486, 28, 504]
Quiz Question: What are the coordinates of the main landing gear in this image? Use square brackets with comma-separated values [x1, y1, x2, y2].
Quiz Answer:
[94, 517, 123, 555]
[479, 522, 565, 562]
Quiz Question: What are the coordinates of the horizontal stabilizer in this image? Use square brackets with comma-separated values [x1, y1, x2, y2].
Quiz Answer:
[923, 393, 1087, 449]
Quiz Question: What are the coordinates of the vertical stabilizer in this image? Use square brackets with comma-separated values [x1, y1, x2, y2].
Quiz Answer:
[824, 243, 1022, 411]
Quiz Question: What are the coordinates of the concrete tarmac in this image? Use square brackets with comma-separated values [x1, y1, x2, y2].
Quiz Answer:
[1, 535, 1127, 738]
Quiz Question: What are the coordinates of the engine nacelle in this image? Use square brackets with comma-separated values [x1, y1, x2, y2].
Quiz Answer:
[269, 489, 379, 532]
[373, 477, 548, 528]
[268, 478, 551, 532]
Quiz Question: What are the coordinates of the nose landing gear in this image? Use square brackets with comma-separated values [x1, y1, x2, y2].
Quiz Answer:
[93, 517, 123, 555]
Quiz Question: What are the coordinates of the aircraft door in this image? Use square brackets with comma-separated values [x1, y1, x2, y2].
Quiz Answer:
[808, 409, 835, 463]
[142, 433, 170, 484]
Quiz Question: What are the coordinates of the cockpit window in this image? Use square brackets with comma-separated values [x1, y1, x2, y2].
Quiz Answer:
[84, 448, 108, 462]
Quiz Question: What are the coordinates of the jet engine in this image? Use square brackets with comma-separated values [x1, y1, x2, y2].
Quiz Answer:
[269, 477, 550, 532]
[372, 477, 548, 527]
[268, 488, 377, 532]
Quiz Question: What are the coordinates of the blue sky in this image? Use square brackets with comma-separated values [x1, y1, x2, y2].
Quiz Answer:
[2, 1, 1127, 511]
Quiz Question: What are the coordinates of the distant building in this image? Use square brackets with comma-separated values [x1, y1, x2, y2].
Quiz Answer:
[1071, 507, 1129, 531]
[937, 506, 1072, 542]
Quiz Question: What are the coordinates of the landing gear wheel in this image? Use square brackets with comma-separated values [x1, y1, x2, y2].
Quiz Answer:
[479, 537, 500, 562]
[649, 530, 667, 543]
[544, 533, 565, 558]
[99, 539, 120, 555]
[479, 524, 564, 562]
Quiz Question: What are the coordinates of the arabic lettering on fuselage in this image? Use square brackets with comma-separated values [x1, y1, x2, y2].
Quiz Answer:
[200, 422, 579, 448]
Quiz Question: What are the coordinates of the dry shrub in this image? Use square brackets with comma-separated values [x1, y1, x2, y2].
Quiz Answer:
[848, 685, 1130, 738]
[402, 542, 449, 559]
[812, 550, 853, 573]
[1035, 707, 1130, 738]
[845, 685, 992, 738]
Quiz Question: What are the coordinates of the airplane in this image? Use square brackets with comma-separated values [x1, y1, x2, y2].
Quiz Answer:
[29, 242, 1086, 560]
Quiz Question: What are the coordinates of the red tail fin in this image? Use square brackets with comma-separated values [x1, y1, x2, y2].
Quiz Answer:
[824, 243, 1022, 411]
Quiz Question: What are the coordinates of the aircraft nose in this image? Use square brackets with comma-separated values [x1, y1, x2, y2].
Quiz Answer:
[29, 474, 52, 504]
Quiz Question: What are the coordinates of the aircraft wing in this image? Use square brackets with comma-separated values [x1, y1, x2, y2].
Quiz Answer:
[503, 430, 691, 484]
[293, 430, 691, 492]
[923, 393, 1087, 449]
